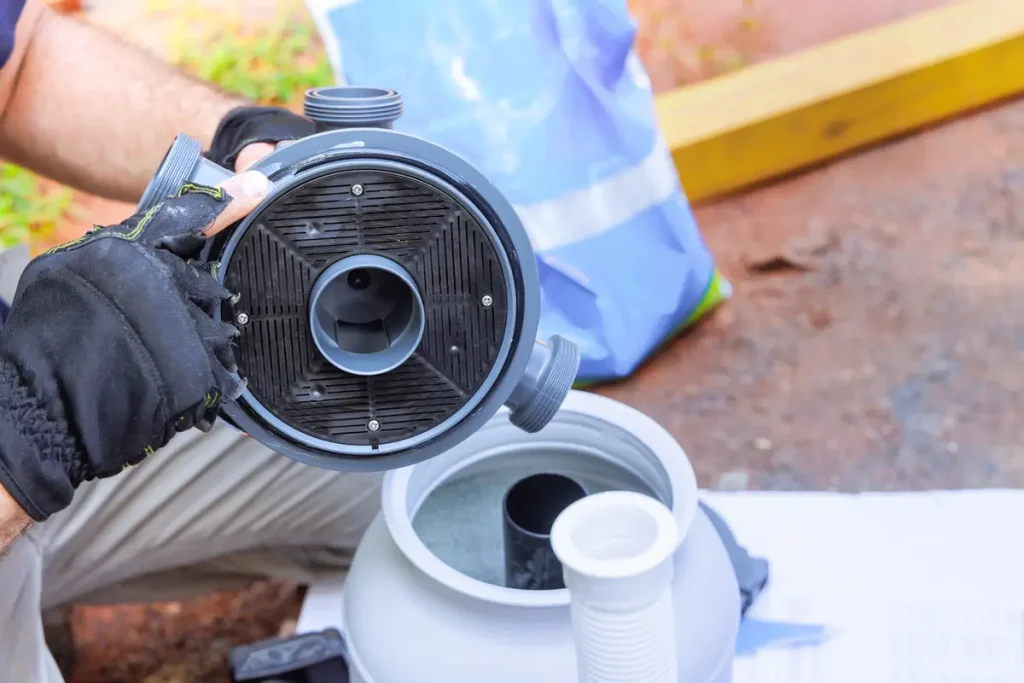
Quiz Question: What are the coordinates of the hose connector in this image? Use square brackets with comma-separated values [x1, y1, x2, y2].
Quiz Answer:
[137, 134, 233, 213]
[303, 86, 404, 132]
[551, 491, 680, 683]
[505, 335, 580, 433]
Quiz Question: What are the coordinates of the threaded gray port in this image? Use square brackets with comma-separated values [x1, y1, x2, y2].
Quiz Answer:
[509, 335, 581, 433]
[303, 86, 404, 130]
[137, 133, 203, 213]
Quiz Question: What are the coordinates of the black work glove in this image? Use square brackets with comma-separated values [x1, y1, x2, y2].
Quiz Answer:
[0, 182, 255, 521]
[206, 106, 316, 170]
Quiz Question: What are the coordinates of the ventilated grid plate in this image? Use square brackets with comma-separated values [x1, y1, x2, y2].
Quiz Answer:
[224, 168, 510, 448]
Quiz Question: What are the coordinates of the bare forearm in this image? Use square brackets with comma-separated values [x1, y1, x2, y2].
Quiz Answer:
[0, 4, 245, 202]
[0, 483, 30, 558]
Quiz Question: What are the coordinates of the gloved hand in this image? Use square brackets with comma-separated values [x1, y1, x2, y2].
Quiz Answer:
[207, 106, 316, 172]
[0, 172, 269, 522]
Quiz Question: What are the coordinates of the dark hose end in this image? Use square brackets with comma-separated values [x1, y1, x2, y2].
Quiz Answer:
[303, 86, 404, 132]
[502, 473, 587, 591]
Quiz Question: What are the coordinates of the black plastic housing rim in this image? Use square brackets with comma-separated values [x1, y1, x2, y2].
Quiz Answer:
[211, 127, 542, 473]
[220, 157, 517, 459]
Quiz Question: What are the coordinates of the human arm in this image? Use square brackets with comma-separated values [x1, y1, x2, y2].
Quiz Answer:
[0, 0, 312, 201]
[0, 170, 269, 556]
[0, 482, 28, 557]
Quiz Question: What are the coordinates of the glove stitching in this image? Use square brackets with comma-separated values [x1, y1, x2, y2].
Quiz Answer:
[44, 203, 163, 256]
[0, 185, 237, 519]
[0, 356, 78, 516]
[176, 183, 224, 200]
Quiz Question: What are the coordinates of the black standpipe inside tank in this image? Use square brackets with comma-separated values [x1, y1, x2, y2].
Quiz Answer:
[502, 473, 587, 590]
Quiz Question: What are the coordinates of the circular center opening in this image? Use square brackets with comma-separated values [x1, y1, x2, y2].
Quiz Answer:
[316, 85, 393, 101]
[504, 473, 586, 537]
[317, 266, 414, 353]
[309, 255, 425, 375]
[570, 502, 661, 562]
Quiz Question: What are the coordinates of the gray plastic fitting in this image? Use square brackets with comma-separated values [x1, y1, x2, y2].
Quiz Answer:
[137, 133, 233, 213]
[303, 86, 404, 132]
[504, 335, 581, 433]
[137, 86, 405, 214]
[308, 254, 426, 376]
[136, 86, 583, 471]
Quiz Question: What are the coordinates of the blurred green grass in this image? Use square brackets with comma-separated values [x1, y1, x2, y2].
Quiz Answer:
[0, 0, 331, 251]
[0, 164, 74, 250]
[165, 1, 333, 106]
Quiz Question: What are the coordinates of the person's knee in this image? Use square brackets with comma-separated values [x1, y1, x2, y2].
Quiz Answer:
[0, 535, 64, 682]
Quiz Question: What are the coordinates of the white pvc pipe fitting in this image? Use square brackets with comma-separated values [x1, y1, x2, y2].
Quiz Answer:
[550, 491, 681, 683]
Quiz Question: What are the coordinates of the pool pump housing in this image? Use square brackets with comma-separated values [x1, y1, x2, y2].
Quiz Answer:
[138, 86, 580, 472]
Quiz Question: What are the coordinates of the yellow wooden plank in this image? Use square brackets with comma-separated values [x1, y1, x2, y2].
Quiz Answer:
[656, 0, 1024, 203]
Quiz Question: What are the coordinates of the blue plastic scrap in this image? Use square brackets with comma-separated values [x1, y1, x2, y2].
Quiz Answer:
[736, 619, 835, 656]
[696, 500, 833, 656]
[306, 0, 730, 383]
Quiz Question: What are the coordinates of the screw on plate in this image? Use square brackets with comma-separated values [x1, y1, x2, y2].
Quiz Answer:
[481, 294, 494, 307]
[367, 419, 381, 432]
[236, 312, 250, 325]
[351, 184, 364, 196]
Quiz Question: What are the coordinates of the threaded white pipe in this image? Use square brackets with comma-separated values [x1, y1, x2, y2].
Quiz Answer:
[550, 491, 680, 683]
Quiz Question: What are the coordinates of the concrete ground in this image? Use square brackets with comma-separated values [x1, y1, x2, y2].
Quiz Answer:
[601, 98, 1024, 492]
[631, 0, 956, 89]
[38, 0, 1024, 680]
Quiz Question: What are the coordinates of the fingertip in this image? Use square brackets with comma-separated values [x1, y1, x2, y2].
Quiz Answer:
[206, 171, 272, 235]
[220, 170, 271, 198]
[234, 142, 275, 172]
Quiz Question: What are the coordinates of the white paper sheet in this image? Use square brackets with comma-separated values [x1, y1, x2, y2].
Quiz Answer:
[297, 490, 1024, 681]
[703, 490, 1024, 683]
[296, 576, 347, 635]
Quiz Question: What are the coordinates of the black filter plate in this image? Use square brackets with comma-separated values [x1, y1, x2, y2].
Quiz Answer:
[223, 168, 510, 448]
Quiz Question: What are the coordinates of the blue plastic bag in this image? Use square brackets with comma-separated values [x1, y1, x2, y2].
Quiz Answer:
[306, 0, 729, 383]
